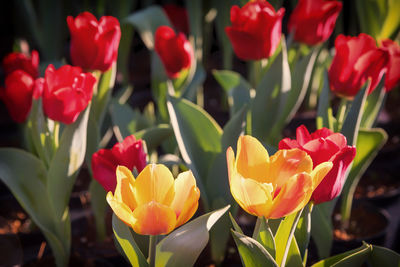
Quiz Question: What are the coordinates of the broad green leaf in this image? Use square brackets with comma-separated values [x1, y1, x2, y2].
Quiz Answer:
[112, 214, 149, 267]
[253, 217, 276, 258]
[213, 70, 251, 116]
[251, 39, 286, 142]
[269, 46, 318, 142]
[316, 71, 333, 130]
[341, 84, 368, 146]
[185, 0, 202, 60]
[231, 229, 278, 267]
[124, 6, 171, 50]
[134, 124, 173, 152]
[361, 81, 385, 128]
[275, 211, 303, 267]
[369, 245, 400, 266]
[341, 128, 387, 223]
[156, 205, 230, 267]
[92, 65, 116, 126]
[181, 63, 206, 102]
[110, 100, 151, 138]
[221, 105, 248, 151]
[47, 106, 90, 219]
[0, 148, 69, 267]
[85, 116, 100, 168]
[295, 204, 312, 259]
[89, 180, 107, 241]
[25, 99, 53, 166]
[378, 0, 400, 40]
[311, 201, 335, 259]
[151, 52, 169, 122]
[356, 0, 386, 38]
[312, 242, 372, 267]
[167, 95, 223, 208]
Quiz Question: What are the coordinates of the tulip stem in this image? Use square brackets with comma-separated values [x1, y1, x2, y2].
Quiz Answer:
[148, 235, 157, 267]
[336, 98, 349, 130]
[281, 208, 303, 267]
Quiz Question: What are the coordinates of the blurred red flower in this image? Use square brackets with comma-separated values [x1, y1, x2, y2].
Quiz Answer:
[42, 64, 96, 124]
[67, 12, 121, 72]
[225, 0, 284, 60]
[91, 135, 147, 192]
[2, 50, 39, 78]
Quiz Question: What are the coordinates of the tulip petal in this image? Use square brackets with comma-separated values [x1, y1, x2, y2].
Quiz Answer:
[107, 191, 135, 226]
[91, 148, 118, 192]
[236, 135, 270, 183]
[131, 201, 176, 235]
[310, 161, 333, 190]
[133, 164, 175, 206]
[269, 173, 313, 219]
[268, 149, 312, 189]
[230, 174, 273, 217]
[171, 171, 200, 227]
[115, 166, 137, 211]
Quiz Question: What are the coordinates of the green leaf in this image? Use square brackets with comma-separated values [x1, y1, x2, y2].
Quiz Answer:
[253, 217, 276, 258]
[212, 70, 251, 116]
[89, 180, 108, 241]
[311, 201, 335, 259]
[110, 100, 151, 138]
[156, 205, 230, 267]
[340, 128, 387, 223]
[181, 64, 206, 102]
[360, 80, 385, 128]
[124, 6, 171, 50]
[134, 124, 173, 152]
[295, 204, 312, 259]
[112, 214, 149, 267]
[221, 105, 247, 150]
[316, 71, 332, 129]
[0, 148, 69, 267]
[167, 95, 223, 208]
[275, 211, 304, 267]
[356, 0, 386, 38]
[47, 106, 90, 219]
[269, 46, 319, 142]
[340, 83, 368, 146]
[369, 245, 400, 267]
[251, 39, 286, 142]
[312, 242, 372, 267]
[378, 0, 400, 40]
[231, 229, 278, 267]
[229, 212, 243, 234]
[92, 65, 116, 127]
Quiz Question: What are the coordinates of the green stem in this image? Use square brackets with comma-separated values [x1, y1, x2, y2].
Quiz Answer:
[148, 235, 157, 267]
[252, 216, 262, 239]
[53, 121, 60, 150]
[281, 208, 303, 267]
[336, 98, 348, 130]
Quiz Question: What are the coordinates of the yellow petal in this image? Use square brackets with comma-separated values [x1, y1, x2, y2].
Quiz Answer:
[310, 161, 333, 190]
[131, 201, 177, 235]
[226, 147, 236, 184]
[133, 164, 175, 206]
[230, 175, 273, 217]
[106, 191, 135, 226]
[268, 149, 313, 188]
[236, 135, 270, 183]
[171, 171, 200, 228]
[115, 166, 137, 210]
[269, 173, 313, 219]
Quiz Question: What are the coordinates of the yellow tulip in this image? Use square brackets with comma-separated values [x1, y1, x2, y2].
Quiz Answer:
[227, 135, 333, 219]
[107, 164, 200, 235]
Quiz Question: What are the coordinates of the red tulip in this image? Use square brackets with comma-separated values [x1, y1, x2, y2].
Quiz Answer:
[381, 39, 400, 92]
[91, 135, 147, 192]
[288, 0, 342, 45]
[42, 64, 96, 124]
[2, 50, 39, 78]
[67, 12, 121, 72]
[225, 0, 285, 60]
[163, 4, 189, 35]
[328, 34, 389, 98]
[154, 25, 193, 78]
[0, 71, 35, 123]
[279, 125, 356, 204]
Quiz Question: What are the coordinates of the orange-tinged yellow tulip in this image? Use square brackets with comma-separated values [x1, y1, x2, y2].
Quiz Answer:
[227, 135, 333, 219]
[107, 164, 200, 235]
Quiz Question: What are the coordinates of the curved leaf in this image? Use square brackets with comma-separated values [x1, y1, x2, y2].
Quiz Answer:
[312, 243, 372, 267]
[156, 205, 230, 267]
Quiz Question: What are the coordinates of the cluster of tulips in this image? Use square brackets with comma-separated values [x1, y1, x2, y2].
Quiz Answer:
[0, 0, 399, 266]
